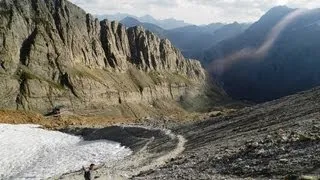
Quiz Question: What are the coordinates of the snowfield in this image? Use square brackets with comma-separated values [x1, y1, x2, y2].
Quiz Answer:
[0, 124, 132, 179]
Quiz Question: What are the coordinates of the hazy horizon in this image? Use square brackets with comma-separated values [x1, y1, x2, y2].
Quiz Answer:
[69, 0, 320, 25]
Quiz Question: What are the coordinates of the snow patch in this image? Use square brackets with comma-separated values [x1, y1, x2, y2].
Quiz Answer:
[0, 124, 132, 179]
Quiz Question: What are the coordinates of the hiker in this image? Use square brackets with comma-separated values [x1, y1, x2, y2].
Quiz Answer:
[83, 164, 95, 180]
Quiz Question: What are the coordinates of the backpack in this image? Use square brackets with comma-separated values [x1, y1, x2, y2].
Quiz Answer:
[84, 170, 91, 180]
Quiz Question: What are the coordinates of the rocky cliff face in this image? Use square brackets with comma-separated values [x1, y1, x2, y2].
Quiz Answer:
[0, 0, 209, 117]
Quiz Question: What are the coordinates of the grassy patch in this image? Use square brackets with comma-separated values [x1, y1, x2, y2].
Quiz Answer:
[19, 65, 65, 90]
[149, 71, 163, 84]
[67, 65, 105, 84]
[128, 68, 153, 91]
[0, 109, 136, 129]
[168, 72, 191, 84]
[0, 109, 45, 124]
[0, 9, 11, 17]
[149, 70, 191, 85]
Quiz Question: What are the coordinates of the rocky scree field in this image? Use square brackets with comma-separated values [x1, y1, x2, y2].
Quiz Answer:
[132, 87, 320, 179]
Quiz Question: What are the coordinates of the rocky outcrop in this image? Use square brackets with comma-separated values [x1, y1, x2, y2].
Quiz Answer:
[0, 0, 210, 117]
[100, 20, 131, 70]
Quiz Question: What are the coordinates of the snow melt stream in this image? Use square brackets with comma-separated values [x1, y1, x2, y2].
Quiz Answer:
[0, 124, 132, 179]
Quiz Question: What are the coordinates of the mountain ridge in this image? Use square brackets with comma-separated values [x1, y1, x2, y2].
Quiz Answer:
[118, 16, 250, 62]
[97, 13, 191, 29]
[0, 0, 222, 117]
[204, 6, 320, 102]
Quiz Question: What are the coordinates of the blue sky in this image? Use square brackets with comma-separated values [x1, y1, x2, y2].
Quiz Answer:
[70, 0, 320, 24]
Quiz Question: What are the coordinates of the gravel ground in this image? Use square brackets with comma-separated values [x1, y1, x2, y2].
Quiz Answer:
[60, 87, 320, 180]
[133, 87, 320, 180]
[58, 125, 186, 180]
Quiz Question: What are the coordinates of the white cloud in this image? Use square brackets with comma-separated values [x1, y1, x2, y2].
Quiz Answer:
[69, 0, 320, 24]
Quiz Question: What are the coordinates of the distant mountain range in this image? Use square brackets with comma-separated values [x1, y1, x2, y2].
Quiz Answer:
[117, 16, 250, 61]
[165, 22, 250, 60]
[96, 7, 320, 103]
[204, 6, 320, 102]
[96, 13, 191, 29]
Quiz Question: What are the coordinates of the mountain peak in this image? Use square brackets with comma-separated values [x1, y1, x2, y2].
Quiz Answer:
[120, 16, 142, 27]
[140, 14, 155, 19]
[247, 5, 294, 33]
[263, 5, 293, 17]
[121, 16, 140, 21]
[269, 5, 291, 11]
[139, 14, 158, 23]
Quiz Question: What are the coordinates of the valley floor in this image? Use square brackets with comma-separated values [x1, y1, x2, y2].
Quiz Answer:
[1, 88, 320, 179]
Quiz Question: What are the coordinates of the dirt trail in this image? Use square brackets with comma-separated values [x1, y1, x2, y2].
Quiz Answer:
[57, 126, 187, 180]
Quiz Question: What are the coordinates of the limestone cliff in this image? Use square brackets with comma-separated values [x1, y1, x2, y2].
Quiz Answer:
[0, 0, 212, 117]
